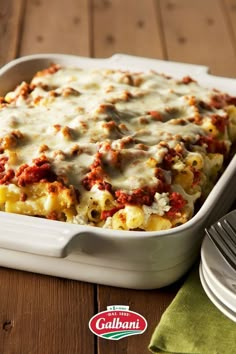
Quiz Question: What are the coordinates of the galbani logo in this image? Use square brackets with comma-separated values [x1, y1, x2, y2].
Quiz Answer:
[89, 305, 147, 340]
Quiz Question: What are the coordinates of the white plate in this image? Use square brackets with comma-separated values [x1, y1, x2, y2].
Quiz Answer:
[199, 262, 236, 322]
[201, 236, 236, 310]
[201, 261, 236, 312]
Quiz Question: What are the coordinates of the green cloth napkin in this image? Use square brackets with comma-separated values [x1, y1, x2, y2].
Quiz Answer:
[149, 265, 236, 354]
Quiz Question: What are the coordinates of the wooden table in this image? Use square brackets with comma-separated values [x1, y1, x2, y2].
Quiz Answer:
[0, 1, 236, 353]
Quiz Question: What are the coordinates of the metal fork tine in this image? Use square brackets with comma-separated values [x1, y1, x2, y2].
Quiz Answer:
[206, 226, 236, 272]
[209, 225, 236, 258]
[222, 219, 236, 247]
[215, 221, 236, 257]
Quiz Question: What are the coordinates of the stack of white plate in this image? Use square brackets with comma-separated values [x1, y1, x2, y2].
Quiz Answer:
[199, 236, 236, 322]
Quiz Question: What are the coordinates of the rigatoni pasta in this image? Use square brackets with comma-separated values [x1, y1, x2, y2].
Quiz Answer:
[0, 64, 235, 231]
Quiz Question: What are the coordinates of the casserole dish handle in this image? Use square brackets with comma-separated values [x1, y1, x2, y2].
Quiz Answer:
[0, 212, 84, 258]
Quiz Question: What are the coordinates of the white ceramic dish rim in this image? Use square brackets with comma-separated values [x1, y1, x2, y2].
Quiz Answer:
[0, 53, 235, 254]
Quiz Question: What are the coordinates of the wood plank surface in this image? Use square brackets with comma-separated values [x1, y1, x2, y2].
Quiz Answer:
[160, 0, 236, 77]
[223, 0, 236, 54]
[0, 0, 24, 66]
[0, 268, 95, 354]
[20, 0, 91, 56]
[92, 0, 164, 59]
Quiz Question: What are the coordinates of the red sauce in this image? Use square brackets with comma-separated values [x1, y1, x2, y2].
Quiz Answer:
[0, 169, 15, 184]
[115, 185, 161, 206]
[182, 76, 196, 84]
[162, 148, 181, 169]
[147, 111, 163, 121]
[166, 192, 186, 217]
[16, 162, 56, 186]
[198, 135, 227, 154]
[0, 157, 15, 184]
[101, 205, 124, 220]
[211, 114, 229, 133]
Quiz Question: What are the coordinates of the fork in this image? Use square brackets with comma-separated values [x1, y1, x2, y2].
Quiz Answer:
[205, 210, 236, 272]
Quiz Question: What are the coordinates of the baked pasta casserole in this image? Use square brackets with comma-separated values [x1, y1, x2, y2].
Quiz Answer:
[0, 64, 236, 231]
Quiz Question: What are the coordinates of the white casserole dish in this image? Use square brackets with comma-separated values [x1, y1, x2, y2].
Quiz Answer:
[0, 54, 235, 289]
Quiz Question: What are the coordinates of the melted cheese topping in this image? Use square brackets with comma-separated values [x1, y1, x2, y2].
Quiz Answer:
[0, 65, 234, 230]
[1, 67, 229, 191]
